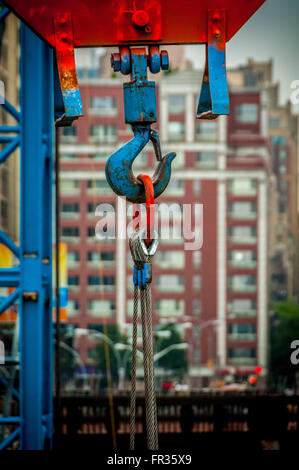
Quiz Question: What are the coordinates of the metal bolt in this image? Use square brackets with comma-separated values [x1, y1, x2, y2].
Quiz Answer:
[160, 51, 169, 71]
[132, 10, 150, 28]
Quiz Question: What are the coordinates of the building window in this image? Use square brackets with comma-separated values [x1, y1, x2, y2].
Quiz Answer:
[61, 153, 77, 160]
[89, 96, 117, 115]
[155, 275, 184, 292]
[228, 250, 256, 268]
[168, 95, 185, 114]
[228, 179, 257, 196]
[88, 153, 107, 161]
[67, 251, 80, 264]
[193, 299, 201, 316]
[68, 300, 80, 310]
[166, 179, 184, 196]
[228, 202, 257, 220]
[228, 275, 257, 292]
[68, 275, 79, 286]
[62, 227, 79, 237]
[195, 121, 217, 141]
[168, 122, 185, 142]
[154, 251, 184, 269]
[87, 299, 115, 317]
[87, 179, 111, 193]
[61, 202, 79, 213]
[193, 275, 201, 291]
[269, 118, 280, 128]
[228, 323, 256, 337]
[236, 104, 258, 123]
[193, 251, 201, 268]
[193, 180, 201, 195]
[61, 179, 80, 194]
[272, 135, 286, 146]
[195, 152, 217, 169]
[62, 125, 77, 141]
[90, 124, 117, 142]
[228, 299, 256, 317]
[228, 225, 257, 244]
[155, 299, 184, 317]
[228, 348, 256, 358]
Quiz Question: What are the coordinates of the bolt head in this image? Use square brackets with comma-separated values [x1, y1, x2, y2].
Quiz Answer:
[160, 51, 169, 71]
[111, 53, 121, 72]
[132, 10, 150, 28]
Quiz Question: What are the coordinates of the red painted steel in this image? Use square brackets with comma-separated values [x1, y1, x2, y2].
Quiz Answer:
[137, 174, 155, 245]
[3, 0, 265, 47]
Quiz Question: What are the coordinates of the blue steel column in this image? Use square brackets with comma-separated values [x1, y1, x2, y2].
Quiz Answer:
[20, 24, 54, 450]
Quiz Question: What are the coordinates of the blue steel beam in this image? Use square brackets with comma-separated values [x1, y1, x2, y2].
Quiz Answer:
[0, 287, 20, 314]
[0, 229, 20, 258]
[19, 24, 53, 450]
[0, 427, 20, 450]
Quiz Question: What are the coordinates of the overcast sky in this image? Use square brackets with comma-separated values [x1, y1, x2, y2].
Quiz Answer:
[185, 0, 299, 112]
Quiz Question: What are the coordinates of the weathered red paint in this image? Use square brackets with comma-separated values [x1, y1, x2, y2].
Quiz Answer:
[137, 174, 155, 245]
[3, 0, 266, 47]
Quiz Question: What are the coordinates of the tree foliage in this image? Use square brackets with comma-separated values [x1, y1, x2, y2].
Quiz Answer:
[269, 300, 299, 390]
[155, 323, 188, 376]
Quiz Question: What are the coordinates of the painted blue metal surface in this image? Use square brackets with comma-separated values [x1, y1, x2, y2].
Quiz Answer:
[0, 15, 54, 450]
[0, 427, 20, 450]
[106, 47, 175, 203]
[105, 125, 175, 203]
[19, 23, 53, 450]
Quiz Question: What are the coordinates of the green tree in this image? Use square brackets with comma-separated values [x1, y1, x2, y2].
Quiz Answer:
[269, 300, 299, 390]
[155, 324, 188, 378]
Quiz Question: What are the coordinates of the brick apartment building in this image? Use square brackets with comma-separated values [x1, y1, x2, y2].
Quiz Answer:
[59, 54, 294, 386]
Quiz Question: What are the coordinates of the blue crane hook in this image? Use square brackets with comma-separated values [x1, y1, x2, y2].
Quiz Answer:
[105, 125, 176, 203]
[105, 46, 176, 203]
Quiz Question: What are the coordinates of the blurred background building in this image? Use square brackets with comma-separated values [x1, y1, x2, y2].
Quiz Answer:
[59, 46, 298, 387]
[0, 13, 19, 242]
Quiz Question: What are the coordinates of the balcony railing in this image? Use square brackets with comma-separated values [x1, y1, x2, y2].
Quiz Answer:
[228, 333, 257, 341]
[228, 285, 257, 293]
[61, 236, 80, 244]
[155, 284, 184, 293]
[155, 309, 184, 317]
[61, 212, 80, 220]
[87, 309, 116, 318]
[87, 285, 115, 293]
[228, 212, 257, 220]
[87, 260, 116, 268]
[229, 260, 257, 268]
[227, 358, 256, 365]
[228, 236, 257, 245]
[228, 310, 256, 318]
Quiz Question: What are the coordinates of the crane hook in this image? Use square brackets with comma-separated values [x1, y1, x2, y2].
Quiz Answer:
[105, 125, 176, 203]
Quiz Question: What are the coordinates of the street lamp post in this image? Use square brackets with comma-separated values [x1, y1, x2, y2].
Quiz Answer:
[75, 328, 131, 391]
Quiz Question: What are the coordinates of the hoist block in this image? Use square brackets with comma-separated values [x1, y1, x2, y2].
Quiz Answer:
[3, 0, 266, 121]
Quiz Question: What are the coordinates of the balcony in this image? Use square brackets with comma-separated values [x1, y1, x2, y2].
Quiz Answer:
[89, 107, 117, 117]
[228, 236, 257, 245]
[155, 308, 184, 317]
[229, 260, 257, 268]
[228, 333, 257, 341]
[61, 236, 80, 244]
[228, 188, 257, 196]
[228, 211, 257, 220]
[228, 285, 257, 293]
[87, 260, 116, 268]
[227, 358, 256, 366]
[87, 309, 116, 318]
[87, 285, 115, 293]
[61, 212, 80, 220]
[155, 284, 184, 293]
[228, 310, 256, 318]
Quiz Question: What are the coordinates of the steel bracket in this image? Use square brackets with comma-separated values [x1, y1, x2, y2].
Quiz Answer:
[197, 10, 229, 119]
[53, 13, 83, 126]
